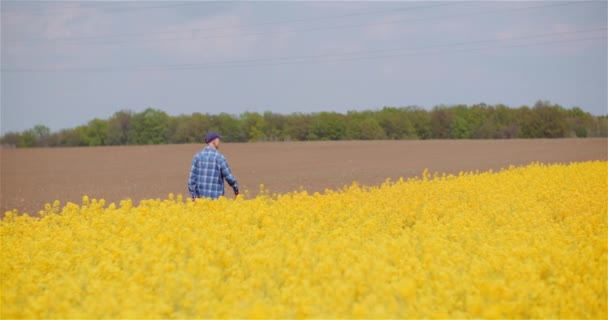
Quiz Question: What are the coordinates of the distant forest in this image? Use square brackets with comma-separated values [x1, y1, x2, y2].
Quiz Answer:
[2, 101, 607, 147]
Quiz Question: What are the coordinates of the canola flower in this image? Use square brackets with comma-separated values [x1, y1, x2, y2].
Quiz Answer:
[1, 161, 606, 319]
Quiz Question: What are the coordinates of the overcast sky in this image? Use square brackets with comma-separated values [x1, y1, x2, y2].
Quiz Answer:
[1, 1, 607, 134]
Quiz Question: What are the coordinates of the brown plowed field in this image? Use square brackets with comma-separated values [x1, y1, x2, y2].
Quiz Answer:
[1, 139, 607, 215]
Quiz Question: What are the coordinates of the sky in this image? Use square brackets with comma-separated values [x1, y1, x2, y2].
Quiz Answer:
[1, 1, 607, 134]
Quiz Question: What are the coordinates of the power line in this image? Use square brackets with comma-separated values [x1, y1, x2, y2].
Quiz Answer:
[168, 36, 605, 71]
[125, 27, 608, 69]
[137, 30, 608, 70]
[4, 2, 460, 44]
[0, 2, 209, 16]
[2, 27, 604, 73]
[6, 1, 586, 46]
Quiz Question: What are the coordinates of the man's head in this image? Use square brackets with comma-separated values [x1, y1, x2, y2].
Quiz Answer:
[205, 132, 222, 148]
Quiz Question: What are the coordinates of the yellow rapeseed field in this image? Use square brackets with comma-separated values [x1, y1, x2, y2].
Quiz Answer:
[1, 161, 607, 319]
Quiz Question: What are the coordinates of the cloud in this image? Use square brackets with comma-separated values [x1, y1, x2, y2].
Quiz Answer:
[2, 3, 114, 67]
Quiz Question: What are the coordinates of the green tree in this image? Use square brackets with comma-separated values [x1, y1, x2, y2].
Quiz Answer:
[32, 125, 51, 146]
[494, 104, 520, 138]
[309, 112, 347, 140]
[430, 106, 453, 139]
[107, 110, 132, 145]
[17, 130, 36, 147]
[375, 107, 417, 139]
[56, 126, 88, 147]
[356, 118, 387, 140]
[466, 104, 491, 138]
[84, 119, 108, 146]
[596, 116, 608, 137]
[521, 101, 568, 138]
[565, 107, 594, 137]
[129, 108, 170, 145]
[285, 113, 313, 141]
[3, 104, 605, 147]
[0, 132, 22, 147]
[407, 107, 432, 140]
[210, 113, 243, 142]
[472, 105, 497, 139]
[449, 115, 470, 139]
[241, 112, 267, 142]
[345, 111, 388, 140]
[264, 111, 287, 141]
[448, 105, 471, 139]
[172, 113, 211, 143]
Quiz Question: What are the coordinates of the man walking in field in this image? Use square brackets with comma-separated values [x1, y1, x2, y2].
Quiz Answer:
[188, 132, 239, 200]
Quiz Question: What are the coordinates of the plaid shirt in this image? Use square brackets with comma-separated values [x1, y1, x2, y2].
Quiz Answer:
[188, 146, 238, 199]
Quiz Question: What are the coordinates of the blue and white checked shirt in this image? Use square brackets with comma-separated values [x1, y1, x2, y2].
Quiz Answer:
[188, 146, 238, 199]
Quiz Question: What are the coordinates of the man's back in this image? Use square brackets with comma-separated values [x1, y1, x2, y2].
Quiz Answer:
[188, 146, 238, 199]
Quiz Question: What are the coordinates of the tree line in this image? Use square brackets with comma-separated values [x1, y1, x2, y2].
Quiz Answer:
[2, 101, 607, 147]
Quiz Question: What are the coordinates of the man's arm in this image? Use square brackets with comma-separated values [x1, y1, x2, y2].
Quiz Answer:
[188, 156, 200, 198]
[219, 158, 239, 195]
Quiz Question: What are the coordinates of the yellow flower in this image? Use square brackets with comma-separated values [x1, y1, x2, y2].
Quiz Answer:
[1, 161, 606, 319]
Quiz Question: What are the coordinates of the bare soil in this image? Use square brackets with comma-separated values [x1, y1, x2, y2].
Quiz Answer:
[1, 139, 606, 215]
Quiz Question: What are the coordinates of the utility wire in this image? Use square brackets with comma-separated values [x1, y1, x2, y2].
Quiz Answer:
[4, 2, 460, 44]
[109, 27, 608, 70]
[6, 1, 586, 46]
[0, 1, 209, 15]
[2, 27, 604, 73]
[162, 36, 606, 71]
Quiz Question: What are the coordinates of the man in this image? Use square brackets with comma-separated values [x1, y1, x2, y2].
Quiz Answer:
[188, 132, 239, 200]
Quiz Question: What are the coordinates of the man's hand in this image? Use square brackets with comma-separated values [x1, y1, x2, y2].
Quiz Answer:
[233, 186, 239, 196]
